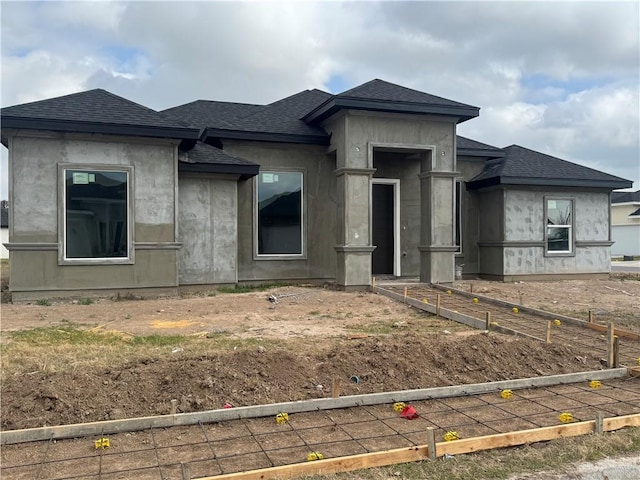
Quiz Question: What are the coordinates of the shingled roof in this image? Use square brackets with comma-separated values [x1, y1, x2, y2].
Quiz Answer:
[1, 89, 200, 142]
[303, 79, 479, 124]
[467, 145, 632, 190]
[163, 100, 262, 130]
[178, 142, 258, 179]
[457, 136, 504, 158]
[611, 190, 640, 204]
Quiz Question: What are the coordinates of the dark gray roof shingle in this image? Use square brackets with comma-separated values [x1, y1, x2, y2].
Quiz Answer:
[303, 79, 479, 124]
[1, 89, 200, 140]
[338, 79, 476, 109]
[223, 89, 331, 137]
[457, 136, 504, 158]
[162, 100, 262, 130]
[178, 142, 258, 179]
[467, 145, 632, 190]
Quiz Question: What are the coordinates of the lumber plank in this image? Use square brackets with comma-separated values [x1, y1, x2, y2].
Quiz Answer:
[604, 413, 640, 431]
[437, 422, 595, 456]
[197, 445, 430, 480]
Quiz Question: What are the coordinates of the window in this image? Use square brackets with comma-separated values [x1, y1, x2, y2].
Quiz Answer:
[546, 198, 573, 254]
[454, 180, 462, 253]
[256, 171, 303, 256]
[62, 166, 132, 263]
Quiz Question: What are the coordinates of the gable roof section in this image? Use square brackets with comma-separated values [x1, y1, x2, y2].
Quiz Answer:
[178, 142, 259, 179]
[1, 89, 200, 142]
[467, 145, 632, 190]
[611, 190, 640, 204]
[457, 136, 504, 158]
[303, 79, 479, 124]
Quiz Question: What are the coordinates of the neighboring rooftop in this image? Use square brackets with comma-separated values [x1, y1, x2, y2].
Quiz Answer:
[467, 145, 632, 190]
[1, 89, 200, 142]
[612, 190, 640, 204]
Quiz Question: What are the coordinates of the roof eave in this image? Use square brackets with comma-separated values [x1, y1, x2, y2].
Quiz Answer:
[457, 148, 505, 159]
[1, 117, 201, 140]
[303, 97, 480, 124]
[178, 161, 259, 179]
[203, 127, 329, 145]
[467, 176, 633, 190]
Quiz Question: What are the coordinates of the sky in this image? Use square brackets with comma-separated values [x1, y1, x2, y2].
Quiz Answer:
[1, 0, 639, 200]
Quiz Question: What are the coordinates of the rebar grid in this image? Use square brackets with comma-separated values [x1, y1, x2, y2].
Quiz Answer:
[2, 378, 638, 480]
[383, 284, 640, 365]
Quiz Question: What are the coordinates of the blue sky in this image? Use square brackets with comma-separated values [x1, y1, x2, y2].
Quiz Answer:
[1, 0, 639, 199]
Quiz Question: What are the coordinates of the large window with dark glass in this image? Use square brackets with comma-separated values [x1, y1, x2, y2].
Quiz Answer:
[256, 171, 303, 256]
[64, 169, 130, 260]
[546, 198, 573, 254]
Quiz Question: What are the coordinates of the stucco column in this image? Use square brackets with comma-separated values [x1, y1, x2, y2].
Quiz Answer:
[334, 167, 376, 289]
[419, 170, 458, 283]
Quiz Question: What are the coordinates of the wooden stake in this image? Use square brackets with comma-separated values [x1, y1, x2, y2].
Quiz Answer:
[426, 427, 436, 460]
[546, 321, 552, 344]
[170, 399, 178, 415]
[404, 287, 408, 303]
[436, 294, 441, 317]
[595, 412, 604, 434]
[470, 283, 474, 293]
[607, 323, 615, 368]
[613, 336, 619, 369]
[588, 310, 593, 323]
[485, 312, 491, 331]
[331, 377, 340, 398]
[519, 292, 523, 305]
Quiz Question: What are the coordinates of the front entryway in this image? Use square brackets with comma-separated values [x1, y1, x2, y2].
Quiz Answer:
[371, 180, 399, 276]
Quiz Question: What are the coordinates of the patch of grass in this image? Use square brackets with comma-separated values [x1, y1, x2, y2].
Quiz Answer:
[35, 299, 52, 306]
[10, 326, 124, 346]
[348, 322, 396, 335]
[78, 298, 94, 305]
[308, 311, 321, 316]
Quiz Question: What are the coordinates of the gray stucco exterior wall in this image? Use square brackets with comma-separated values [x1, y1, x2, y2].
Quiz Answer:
[178, 174, 238, 285]
[6, 133, 180, 298]
[224, 140, 338, 282]
[472, 186, 612, 279]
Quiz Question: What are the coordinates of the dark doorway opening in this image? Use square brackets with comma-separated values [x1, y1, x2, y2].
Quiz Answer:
[372, 183, 395, 275]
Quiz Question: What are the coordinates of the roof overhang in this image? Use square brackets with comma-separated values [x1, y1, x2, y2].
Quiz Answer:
[1, 116, 201, 142]
[303, 97, 480, 124]
[467, 176, 633, 190]
[457, 148, 505, 159]
[203, 127, 329, 145]
[178, 161, 258, 180]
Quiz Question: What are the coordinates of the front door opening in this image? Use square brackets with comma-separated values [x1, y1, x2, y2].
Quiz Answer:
[372, 182, 395, 275]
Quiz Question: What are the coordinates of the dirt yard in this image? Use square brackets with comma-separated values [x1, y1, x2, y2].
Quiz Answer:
[1, 275, 639, 433]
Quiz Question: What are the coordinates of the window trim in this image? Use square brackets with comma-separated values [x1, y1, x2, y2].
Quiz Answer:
[58, 163, 135, 265]
[544, 196, 575, 257]
[253, 169, 306, 260]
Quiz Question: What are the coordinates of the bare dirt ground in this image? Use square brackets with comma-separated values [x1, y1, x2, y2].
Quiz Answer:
[1, 274, 639, 433]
